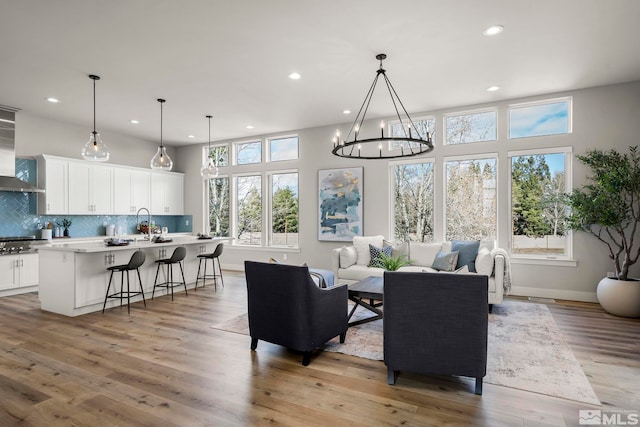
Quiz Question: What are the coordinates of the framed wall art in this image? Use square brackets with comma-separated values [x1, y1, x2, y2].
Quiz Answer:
[318, 167, 363, 241]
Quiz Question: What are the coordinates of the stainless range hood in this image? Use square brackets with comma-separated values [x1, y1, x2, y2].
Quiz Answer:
[0, 107, 44, 193]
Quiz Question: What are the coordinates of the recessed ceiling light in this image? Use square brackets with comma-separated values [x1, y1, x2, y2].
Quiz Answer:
[129, 119, 139, 124]
[46, 97, 60, 103]
[343, 110, 351, 114]
[486, 86, 501, 92]
[246, 125, 254, 130]
[483, 25, 504, 36]
[288, 72, 301, 80]
[188, 135, 195, 139]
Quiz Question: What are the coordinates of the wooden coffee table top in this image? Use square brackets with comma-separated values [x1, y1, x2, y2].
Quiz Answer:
[348, 276, 383, 300]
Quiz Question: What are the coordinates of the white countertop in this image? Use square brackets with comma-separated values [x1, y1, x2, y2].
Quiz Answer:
[38, 235, 228, 253]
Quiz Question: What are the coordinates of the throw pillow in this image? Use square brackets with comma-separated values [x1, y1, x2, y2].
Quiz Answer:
[451, 240, 480, 272]
[475, 247, 493, 276]
[353, 235, 384, 265]
[339, 245, 357, 268]
[431, 250, 459, 272]
[454, 265, 470, 274]
[368, 244, 393, 268]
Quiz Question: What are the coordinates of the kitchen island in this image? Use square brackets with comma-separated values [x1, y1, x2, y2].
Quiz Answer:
[38, 235, 226, 316]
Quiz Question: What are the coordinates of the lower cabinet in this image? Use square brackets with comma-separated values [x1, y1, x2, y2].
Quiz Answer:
[0, 253, 39, 291]
[75, 251, 139, 308]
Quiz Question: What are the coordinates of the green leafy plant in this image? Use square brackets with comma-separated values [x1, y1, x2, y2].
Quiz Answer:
[61, 218, 72, 229]
[565, 146, 640, 280]
[378, 252, 413, 271]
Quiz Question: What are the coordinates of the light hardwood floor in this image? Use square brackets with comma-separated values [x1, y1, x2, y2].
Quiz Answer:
[0, 272, 638, 426]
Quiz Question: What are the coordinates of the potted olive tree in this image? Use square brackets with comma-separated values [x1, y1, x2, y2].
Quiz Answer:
[566, 146, 640, 317]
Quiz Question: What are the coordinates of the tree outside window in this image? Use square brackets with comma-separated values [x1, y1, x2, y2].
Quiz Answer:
[392, 162, 434, 242]
[208, 177, 229, 237]
[445, 110, 497, 145]
[446, 158, 497, 241]
[271, 172, 299, 246]
[236, 175, 262, 245]
[511, 153, 567, 255]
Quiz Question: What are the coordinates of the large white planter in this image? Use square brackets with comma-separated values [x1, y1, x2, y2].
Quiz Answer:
[597, 277, 640, 318]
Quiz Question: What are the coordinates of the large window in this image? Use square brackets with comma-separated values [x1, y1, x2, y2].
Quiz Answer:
[235, 175, 262, 245]
[205, 145, 229, 167]
[391, 160, 434, 242]
[270, 172, 299, 246]
[445, 109, 497, 145]
[510, 148, 571, 257]
[389, 117, 435, 151]
[269, 136, 298, 162]
[509, 98, 571, 139]
[208, 177, 229, 237]
[445, 156, 497, 241]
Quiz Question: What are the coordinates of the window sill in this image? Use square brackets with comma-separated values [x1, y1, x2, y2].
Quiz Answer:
[509, 256, 577, 267]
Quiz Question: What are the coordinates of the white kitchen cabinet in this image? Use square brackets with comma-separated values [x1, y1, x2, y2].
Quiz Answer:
[0, 253, 39, 291]
[37, 156, 68, 214]
[150, 172, 184, 215]
[74, 250, 136, 308]
[113, 167, 151, 214]
[68, 162, 113, 214]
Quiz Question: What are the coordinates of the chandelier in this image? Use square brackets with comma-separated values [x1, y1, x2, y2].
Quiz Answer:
[332, 54, 434, 159]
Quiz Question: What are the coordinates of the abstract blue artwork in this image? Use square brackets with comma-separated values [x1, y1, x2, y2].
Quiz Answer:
[318, 167, 363, 241]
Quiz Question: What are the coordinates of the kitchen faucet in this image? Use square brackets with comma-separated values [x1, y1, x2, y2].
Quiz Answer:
[136, 207, 151, 240]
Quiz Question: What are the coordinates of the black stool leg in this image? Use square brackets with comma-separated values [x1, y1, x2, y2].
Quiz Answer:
[137, 267, 146, 307]
[119, 269, 125, 309]
[169, 263, 174, 301]
[103, 270, 115, 313]
[195, 258, 202, 290]
[152, 263, 161, 299]
[126, 270, 131, 314]
[216, 256, 224, 287]
[179, 261, 187, 296]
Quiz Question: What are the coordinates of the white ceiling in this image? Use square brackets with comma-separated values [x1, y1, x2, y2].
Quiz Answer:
[1, 0, 640, 147]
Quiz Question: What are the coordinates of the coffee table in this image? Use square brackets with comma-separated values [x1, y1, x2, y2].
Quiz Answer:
[347, 276, 383, 327]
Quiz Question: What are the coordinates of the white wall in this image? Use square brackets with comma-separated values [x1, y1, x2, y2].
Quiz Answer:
[14, 112, 177, 169]
[176, 80, 640, 302]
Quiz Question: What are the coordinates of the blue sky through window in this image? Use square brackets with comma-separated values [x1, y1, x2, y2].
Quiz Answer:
[270, 136, 298, 161]
[510, 101, 569, 139]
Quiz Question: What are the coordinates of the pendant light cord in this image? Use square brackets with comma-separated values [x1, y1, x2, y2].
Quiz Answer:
[92, 78, 96, 135]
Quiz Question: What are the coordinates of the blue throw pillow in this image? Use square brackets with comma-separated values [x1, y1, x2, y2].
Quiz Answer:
[368, 244, 393, 268]
[451, 240, 480, 272]
[431, 250, 459, 272]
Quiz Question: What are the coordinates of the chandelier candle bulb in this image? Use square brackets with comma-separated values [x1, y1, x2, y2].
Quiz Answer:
[380, 120, 384, 138]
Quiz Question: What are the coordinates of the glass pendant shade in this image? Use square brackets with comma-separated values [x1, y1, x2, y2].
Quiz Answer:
[82, 131, 110, 162]
[150, 145, 173, 170]
[201, 157, 219, 178]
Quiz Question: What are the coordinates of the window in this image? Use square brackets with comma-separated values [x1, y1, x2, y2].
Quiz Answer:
[509, 98, 571, 139]
[445, 109, 497, 145]
[269, 136, 298, 162]
[445, 156, 497, 241]
[270, 172, 299, 246]
[235, 141, 262, 165]
[208, 177, 229, 237]
[389, 117, 435, 151]
[510, 148, 571, 257]
[235, 175, 262, 245]
[391, 160, 434, 242]
[205, 145, 229, 167]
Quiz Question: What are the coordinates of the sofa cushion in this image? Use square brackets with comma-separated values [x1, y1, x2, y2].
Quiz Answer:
[368, 244, 393, 268]
[339, 265, 385, 281]
[408, 242, 442, 267]
[475, 247, 494, 276]
[451, 240, 480, 272]
[384, 239, 409, 259]
[353, 235, 384, 265]
[431, 250, 459, 271]
[398, 265, 438, 273]
[339, 246, 357, 268]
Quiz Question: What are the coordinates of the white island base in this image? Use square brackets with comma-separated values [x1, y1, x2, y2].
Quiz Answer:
[38, 236, 225, 317]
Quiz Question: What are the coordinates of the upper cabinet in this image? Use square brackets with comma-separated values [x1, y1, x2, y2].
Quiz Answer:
[68, 162, 113, 214]
[150, 172, 184, 215]
[113, 168, 151, 215]
[37, 155, 182, 216]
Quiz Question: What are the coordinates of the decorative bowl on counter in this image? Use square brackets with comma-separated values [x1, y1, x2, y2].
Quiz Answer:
[104, 237, 132, 247]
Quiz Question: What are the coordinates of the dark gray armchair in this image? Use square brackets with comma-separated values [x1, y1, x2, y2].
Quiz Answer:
[383, 271, 488, 394]
[244, 261, 348, 366]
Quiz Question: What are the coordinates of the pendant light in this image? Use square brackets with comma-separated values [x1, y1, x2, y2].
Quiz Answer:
[81, 74, 110, 162]
[150, 98, 173, 170]
[201, 115, 219, 178]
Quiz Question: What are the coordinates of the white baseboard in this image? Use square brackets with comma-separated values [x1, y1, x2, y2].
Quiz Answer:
[510, 286, 598, 303]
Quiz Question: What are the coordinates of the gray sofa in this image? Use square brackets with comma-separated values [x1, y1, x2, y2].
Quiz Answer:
[331, 235, 506, 306]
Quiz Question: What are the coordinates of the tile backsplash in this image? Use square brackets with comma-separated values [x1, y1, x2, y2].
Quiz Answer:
[0, 159, 192, 238]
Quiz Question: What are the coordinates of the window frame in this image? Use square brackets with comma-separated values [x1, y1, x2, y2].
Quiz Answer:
[267, 168, 299, 248]
[233, 172, 264, 247]
[508, 97, 573, 140]
[443, 107, 498, 145]
[508, 146, 573, 260]
[267, 134, 299, 162]
[234, 139, 263, 165]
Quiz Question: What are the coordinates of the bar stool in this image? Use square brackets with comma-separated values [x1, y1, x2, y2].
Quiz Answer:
[102, 250, 146, 314]
[152, 246, 187, 300]
[195, 243, 224, 290]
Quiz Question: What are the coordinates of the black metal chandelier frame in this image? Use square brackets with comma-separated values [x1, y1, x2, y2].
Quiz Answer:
[332, 54, 434, 160]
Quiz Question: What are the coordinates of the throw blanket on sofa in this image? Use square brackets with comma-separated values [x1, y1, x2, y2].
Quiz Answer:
[492, 248, 512, 295]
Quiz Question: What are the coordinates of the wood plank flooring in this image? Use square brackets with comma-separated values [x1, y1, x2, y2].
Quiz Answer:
[0, 272, 638, 426]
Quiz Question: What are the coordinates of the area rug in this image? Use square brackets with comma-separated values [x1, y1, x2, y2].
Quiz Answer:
[211, 301, 600, 405]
